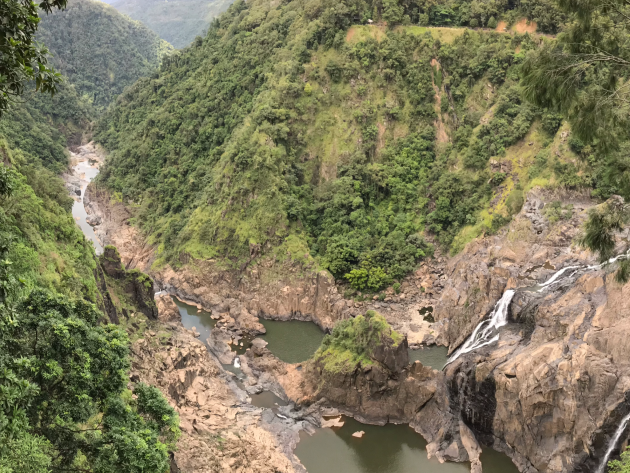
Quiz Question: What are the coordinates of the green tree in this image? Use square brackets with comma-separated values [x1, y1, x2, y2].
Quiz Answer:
[0, 0, 67, 115]
[609, 446, 630, 472]
[522, 0, 630, 281]
[0, 169, 180, 472]
[522, 0, 630, 152]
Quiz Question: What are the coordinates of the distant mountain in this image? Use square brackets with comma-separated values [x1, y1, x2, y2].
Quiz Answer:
[108, 0, 234, 48]
[37, 0, 173, 111]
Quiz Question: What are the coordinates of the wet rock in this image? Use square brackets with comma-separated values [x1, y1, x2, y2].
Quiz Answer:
[86, 214, 101, 226]
[208, 328, 235, 365]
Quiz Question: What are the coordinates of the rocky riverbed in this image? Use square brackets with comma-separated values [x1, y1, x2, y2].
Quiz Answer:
[80, 161, 630, 473]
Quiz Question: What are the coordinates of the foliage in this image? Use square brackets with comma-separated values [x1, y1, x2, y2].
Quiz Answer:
[522, 0, 630, 202]
[462, 86, 537, 170]
[110, 0, 234, 49]
[314, 310, 402, 372]
[0, 288, 179, 472]
[95, 3, 536, 283]
[0, 145, 179, 471]
[0, 81, 92, 173]
[37, 0, 173, 111]
[543, 201, 573, 223]
[0, 0, 66, 116]
[609, 446, 630, 472]
[0, 141, 97, 299]
[345, 263, 391, 292]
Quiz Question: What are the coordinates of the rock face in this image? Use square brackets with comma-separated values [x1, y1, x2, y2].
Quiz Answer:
[84, 184, 450, 341]
[86, 174, 630, 472]
[131, 301, 303, 473]
[434, 190, 630, 472]
[99, 245, 158, 320]
[94, 261, 119, 324]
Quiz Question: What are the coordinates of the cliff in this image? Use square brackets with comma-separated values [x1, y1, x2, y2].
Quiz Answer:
[435, 190, 630, 472]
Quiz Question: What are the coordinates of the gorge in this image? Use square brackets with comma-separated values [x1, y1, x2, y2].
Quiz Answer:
[3, 0, 630, 471]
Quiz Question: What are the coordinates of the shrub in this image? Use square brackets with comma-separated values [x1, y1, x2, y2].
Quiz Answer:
[345, 263, 392, 292]
[487, 16, 498, 29]
[490, 172, 506, 186]
[543, 201, 573, 223]
[541, 112, 562, 136]
[314, 311, 403, 372]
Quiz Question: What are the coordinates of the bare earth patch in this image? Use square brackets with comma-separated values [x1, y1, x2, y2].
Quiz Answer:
[495, 20, 508, 32]
[513, 18, 537, 33]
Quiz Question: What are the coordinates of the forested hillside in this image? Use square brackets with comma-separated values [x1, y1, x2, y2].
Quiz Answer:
[95, 0, 592, 291]
[109, 0, 234, 48]
[0, 81, 92, 173]
[0, 136, 180, 471]
[37, 0, 173, 110]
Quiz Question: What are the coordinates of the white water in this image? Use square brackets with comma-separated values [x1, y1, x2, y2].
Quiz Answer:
[536, 265, 580, 291]
[588, 250, 630, 271]
[234, 356, 241, 369]
[445, 290, 516, 365]
[596, 411, 630, 473]
[446, 259, 608, 366]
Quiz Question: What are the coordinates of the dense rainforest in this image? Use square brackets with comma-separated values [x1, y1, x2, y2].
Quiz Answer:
[0, 0, 175, 177]
[0, 0, 183, 470]
[107, 0, 234, 48]
[95, 0, 590, 292]
[37, 0, 173, 110]
[3, 0, 630, 467]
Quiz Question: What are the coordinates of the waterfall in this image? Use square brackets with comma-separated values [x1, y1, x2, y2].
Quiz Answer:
[596, 411, 630, 473]
[445, 289, 516, 365]
[444, 251, 630, 367]
[537, 265, 581, 291]
[445, 262, 587, 366]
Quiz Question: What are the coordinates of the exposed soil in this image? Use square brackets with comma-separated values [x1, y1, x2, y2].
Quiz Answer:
[513, 18, 537, 34]
[430, 59, 449, 144]
[495, 20, 508, 32]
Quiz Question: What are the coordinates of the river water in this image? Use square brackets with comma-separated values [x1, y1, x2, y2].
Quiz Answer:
[408, 345, 449, 369]
[71, 159, 103, 254]
[172, 297, 518, 473]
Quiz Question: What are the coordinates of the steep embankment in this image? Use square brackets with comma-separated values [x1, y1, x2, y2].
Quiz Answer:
[109, 0, 234, 48]
[37, 0, 173, 110]
[434, 190, 630, 473]
[94, 0, 582, 297]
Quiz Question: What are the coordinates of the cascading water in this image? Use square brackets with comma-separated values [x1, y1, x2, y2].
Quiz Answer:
[536, 265, 580, 291]
[596, 411, 630, 473]
[445, 289, 516, 365]
[445, 258, 618, 366]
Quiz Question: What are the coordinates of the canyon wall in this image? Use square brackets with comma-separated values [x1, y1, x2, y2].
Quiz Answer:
[87, 179, 630, 472]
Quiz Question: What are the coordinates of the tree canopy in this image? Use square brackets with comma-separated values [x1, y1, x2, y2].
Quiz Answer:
[0, 0, 67, 115]
[0, 141, 180, 471]
[522, 0, 630, 280]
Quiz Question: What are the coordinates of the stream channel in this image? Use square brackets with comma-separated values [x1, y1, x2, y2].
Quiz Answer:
[73, 157, 519, 473]
[174, 297, 519, 473]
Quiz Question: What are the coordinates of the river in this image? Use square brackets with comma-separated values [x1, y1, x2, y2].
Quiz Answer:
[70, 150, 103, 254]
[70, 161, 519, 473]
[173, 297, 519, 473]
